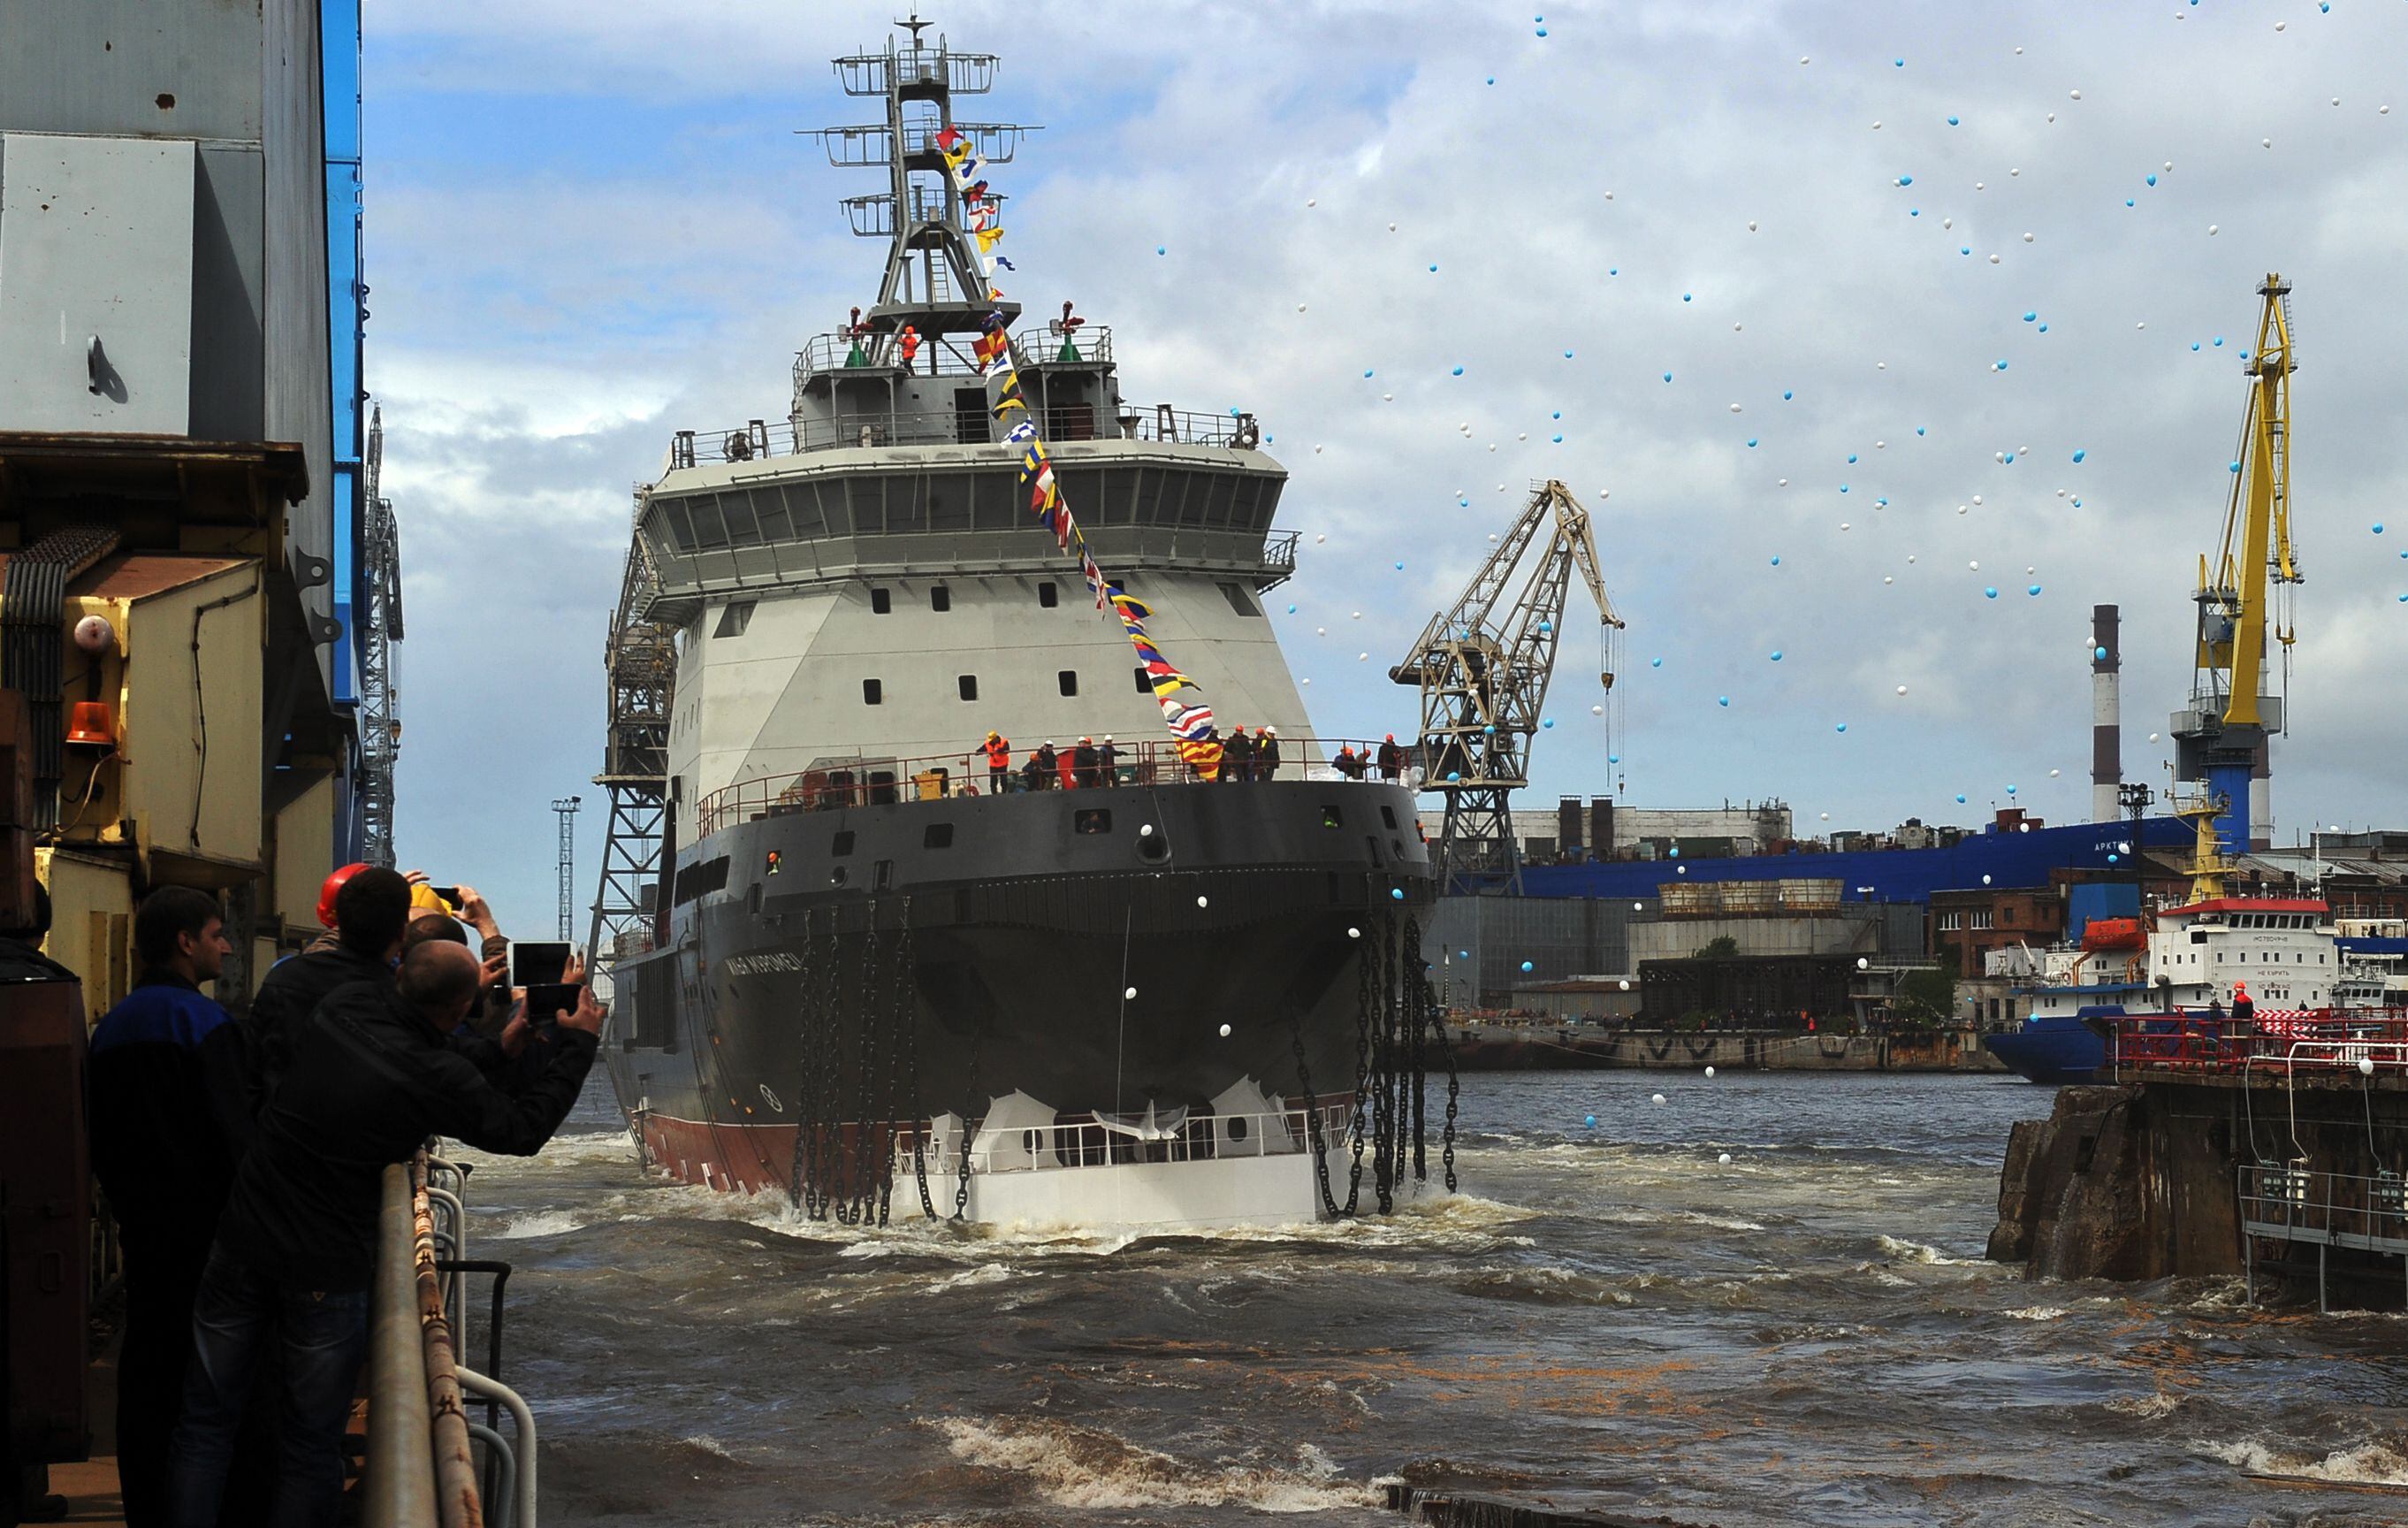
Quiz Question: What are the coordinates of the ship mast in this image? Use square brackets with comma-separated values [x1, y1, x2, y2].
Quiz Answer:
[819, 14, 1031, 347]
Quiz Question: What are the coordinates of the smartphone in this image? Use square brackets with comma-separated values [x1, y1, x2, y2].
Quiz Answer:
[524, 982, 581, 1023]
[508, 941, 572, 987]
[429, 885, 462, 908]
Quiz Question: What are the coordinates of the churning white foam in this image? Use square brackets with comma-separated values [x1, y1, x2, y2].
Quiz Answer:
[490, 1210, 583, 1241]
[1875, 1234, 1977, 1266]
[2003, 1305, 2069, 1322]
[2201, 1436, 2408, 1486]
[933, 1417, 1374, 1512]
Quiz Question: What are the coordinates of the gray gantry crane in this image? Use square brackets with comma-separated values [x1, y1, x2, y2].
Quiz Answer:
[1390, 478, 1622, 892]
[355, 406, 404, 868]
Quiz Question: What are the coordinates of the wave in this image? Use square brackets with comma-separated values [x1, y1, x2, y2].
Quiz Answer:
[933, 1416, 1374, 1512]
[2106, 1392, 2183, 1419]
[2199, 1436, 2408, 1486]
[2002, 1304, 2069, 1322]
[1874, 1234, 1978, 1266]
[489, 1210, 584, 1241]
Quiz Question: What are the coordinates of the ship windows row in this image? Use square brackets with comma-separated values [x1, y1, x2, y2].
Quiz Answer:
[863, 671, 1094, 704]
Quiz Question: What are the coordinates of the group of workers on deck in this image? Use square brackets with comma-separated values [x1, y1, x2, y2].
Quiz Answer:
[979, 730, 1408, 788]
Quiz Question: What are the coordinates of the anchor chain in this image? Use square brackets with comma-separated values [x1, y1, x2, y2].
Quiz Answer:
[953, 1016, 986, 1222]
[838, 912, 884, 1226]
[786, 907, 818, 1211]
[896, 898, 933, 1220]
[1346, 890, 1374, 1215]
[1288, 1004, 1342, 1218]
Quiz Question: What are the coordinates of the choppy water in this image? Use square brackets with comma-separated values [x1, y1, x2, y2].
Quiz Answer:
[453, 1072, 2408, 1526]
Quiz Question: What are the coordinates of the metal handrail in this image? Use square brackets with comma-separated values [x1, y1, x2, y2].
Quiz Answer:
[414, 1163, 481, 1528]
[456, 1367, 538, 1528]
[365, 1164, 438, 1528]
[925, 1102, 1354, 1176]
[665, 402, 1256, 470]
[2107, 1009, 2408, 1078]
[698, 734, 1419, 835]
[795, 324, 1107, 380]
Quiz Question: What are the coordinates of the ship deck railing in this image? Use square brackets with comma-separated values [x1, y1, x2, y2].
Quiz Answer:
[2238, 1164, 2408, 1311]
[698, 736, 1414, 836]
[912, 1101, 1358, 1177]
[2107, 1011, 2408, 1081]
[666, 401, 1256, 471]
[792, 324, 1113, 380]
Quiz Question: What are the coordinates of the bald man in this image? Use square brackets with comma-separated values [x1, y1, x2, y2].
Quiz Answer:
[169, 938, 602, 1528]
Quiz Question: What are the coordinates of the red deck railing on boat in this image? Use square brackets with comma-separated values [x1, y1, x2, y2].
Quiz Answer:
[2107, 1011, 2408, 1079]
[697, 736, 1415, 836]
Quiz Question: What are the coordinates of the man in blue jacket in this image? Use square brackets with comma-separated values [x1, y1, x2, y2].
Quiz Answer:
[87, 887, 247, 1527]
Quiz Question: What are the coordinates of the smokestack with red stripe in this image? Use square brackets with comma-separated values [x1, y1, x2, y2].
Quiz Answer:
[2092, 604, 2121, 822]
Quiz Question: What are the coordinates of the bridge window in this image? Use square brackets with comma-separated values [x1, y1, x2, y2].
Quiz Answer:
[931, 585, 951, 612]
[863, 678, 883, 705]
[924, 823, 954, 849]
[1133, 666, 1151, 695]
[1039, 581, 1059, 608]
[1058, 669, 1078, 697]
[958, 675, 979, 701]
[712, 601, 756, 638]
[871, 587, 892, 615]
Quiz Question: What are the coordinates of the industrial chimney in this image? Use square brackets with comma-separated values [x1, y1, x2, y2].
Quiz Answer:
[2092, 605, 2122, 822]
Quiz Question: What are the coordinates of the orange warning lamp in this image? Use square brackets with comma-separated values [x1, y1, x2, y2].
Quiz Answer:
[65, 700, 115, 747]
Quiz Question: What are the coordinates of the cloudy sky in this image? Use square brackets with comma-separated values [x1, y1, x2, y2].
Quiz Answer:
[368, 0, 2408, 935]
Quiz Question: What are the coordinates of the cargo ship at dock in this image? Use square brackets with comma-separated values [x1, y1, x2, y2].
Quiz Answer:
[585, 21, 1437, 1227]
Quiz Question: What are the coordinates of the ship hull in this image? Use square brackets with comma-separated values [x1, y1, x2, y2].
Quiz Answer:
[601, 779, 1436, 1203]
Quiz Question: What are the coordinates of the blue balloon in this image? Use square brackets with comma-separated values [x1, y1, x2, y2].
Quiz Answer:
[1608, 753, 1620, 763]
[1543, 718, 1556, 729]
[1916, 426, 1926, 435]
[1564, 349, 1574, 358]
[2146, 173, 2157, 186]
[1955, 793, 1968, 804]
[1391, 887, 1406, 900]
[2230, 462, 2243, 473]
[2095, 646, 2107, 660]
[1783, 390, 1795, 401]
[1985, 587, 1999, 599]
[1156, 245, 1167, 255]
[2374, 523, 2387, 534]
[1650, 657, 1663, 668]
[1747, 438, 1758, 447]
[1287, 603, 1297, 613]
[1459, 950, 1469, 958]
[1683, 292, 1693, 302]
[1947, 115, 1960, 126]
[1663, 371, 1673, 382]
[1552, 434, 1564, 443]
[2072, 448, 2087, 462]
[1896, 174, 1913, 187]
[1452, 365, 1464, 376]
[1717, 696, 1729, 707]
[1521, 960, 1535, 972]
[1769, 650, 1783, 661]
[1994, 359, 2008, 371]
[1668, 846, 1680, 857]
[2038, 324, 2048, 333]
[2003, 454, 2015, 463]
[1584, 1114, 1597, 1129]
[1771, 555, 1781, 565]
[1552, 410, 1562, 419]
[1429, 264, 1438, 272]
[2007, 784, 2018, 795]
[2028, 584, 2043, 596]
[1848, 454, 1858, 463]
[2023, 311, 2037, 322]
[1835, 722, 1848, 733]
[1395, 561, 1405, 569]
[2107, 853, 2120, 864]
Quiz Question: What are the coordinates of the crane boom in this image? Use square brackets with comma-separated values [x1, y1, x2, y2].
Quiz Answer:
[1391, 480, 1623, 891]
[2173, 273, 2303, 857]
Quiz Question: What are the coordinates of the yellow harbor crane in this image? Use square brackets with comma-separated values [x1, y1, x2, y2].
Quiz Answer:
[2171, 273, 2304, 857]
[1391, 479, 1622, 891]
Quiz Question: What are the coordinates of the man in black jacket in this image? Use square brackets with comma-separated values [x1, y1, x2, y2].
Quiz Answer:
[167, 939, 603, 1528]
[239, 866, 413, 1112]
[87, 888, 245, 1527]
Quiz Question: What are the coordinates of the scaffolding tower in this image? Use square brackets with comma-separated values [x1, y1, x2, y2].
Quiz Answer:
[584, 527, 679, 991]
[356, 406, 404, 867]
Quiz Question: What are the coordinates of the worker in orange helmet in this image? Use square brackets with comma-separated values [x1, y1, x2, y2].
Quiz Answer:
[309, 863, 370, 953]
[981, 730, 1011, 792]
[1375, 733, 1406, 783]
[2231, 982, 2254, 1029]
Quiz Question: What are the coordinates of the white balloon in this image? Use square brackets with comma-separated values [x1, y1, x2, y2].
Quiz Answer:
[1197, 896, 1210, 908]
[1718, 1152, 1733, 1165]
[1220, 1022, 1233, 1038]
[1124, 986, 1139, 1000]
[1651, 1093, 1667, 1105]
[1346, 926, 1360, 939]
[1703, 1065, 1717, 1079]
